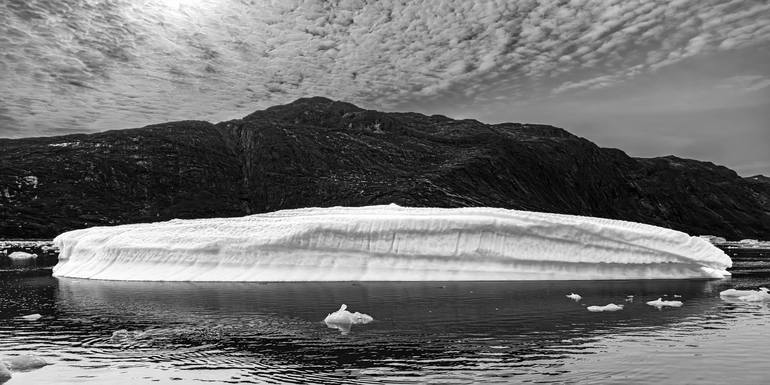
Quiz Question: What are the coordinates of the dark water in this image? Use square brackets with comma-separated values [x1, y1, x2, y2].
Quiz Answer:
[1, 249, 769, 384]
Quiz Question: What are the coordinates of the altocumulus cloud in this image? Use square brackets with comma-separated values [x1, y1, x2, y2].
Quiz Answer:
[0, 0, 768, 136]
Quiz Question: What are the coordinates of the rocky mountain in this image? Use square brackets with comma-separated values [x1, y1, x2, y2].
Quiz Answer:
[2, 97, 769, 240]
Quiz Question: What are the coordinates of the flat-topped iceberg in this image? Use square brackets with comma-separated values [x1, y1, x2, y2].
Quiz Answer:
[52, 205, 731, 281]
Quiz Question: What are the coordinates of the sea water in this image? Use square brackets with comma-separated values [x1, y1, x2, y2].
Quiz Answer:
[0, 247, 767, 384]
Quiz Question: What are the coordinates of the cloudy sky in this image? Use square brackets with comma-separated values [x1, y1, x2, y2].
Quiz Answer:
[1, 0, 768, 175]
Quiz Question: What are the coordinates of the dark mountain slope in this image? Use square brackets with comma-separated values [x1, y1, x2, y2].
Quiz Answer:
[2, 97, 768, 239]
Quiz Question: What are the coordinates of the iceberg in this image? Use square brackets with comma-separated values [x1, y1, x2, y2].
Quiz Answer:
[52, 205, 732, 282]
[586, 303, 624, 312]
[646, 298, 683, 308]
[323, 304, 374, 334]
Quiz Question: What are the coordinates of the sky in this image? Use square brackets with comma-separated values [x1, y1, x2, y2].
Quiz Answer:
[1, 0, 768, 175]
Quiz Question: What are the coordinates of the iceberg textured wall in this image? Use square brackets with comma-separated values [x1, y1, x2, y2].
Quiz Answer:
[52, 205, 732, 281]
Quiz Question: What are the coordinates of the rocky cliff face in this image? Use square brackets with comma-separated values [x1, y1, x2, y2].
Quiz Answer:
[2, 97, 768, 239]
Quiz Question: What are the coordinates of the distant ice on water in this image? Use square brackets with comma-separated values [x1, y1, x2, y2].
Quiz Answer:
[324, 304, 373, 334]
[566, 293, 582, 301]
[19, 314, 42, 321]
[7, 251, 37, 261]
[720, 287, 770, 302]
[586, 304, 624, 312]
[646, 298, 683, 309]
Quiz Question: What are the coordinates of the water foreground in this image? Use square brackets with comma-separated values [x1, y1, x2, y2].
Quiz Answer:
[0, 247, 767, 384]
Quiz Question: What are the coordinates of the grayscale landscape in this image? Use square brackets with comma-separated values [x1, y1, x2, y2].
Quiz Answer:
[1, 1, 768, 384]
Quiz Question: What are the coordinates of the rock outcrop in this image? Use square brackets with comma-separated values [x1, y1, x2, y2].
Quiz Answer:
[2, 97, 768, 239]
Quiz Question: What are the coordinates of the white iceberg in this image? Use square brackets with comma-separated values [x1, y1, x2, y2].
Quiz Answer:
[566, 293, 582, 301]
[720, 287, 770, 302]
[586, 303, 624, 312]
[646, 298, 683, 308]
[52, 205, 732, 281]
[323, 304, 373, 334]
[7, 251, 37, 260]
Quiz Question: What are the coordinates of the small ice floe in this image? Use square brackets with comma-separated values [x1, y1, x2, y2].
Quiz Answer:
[7, 251, 37, 261]
[625, 295, 634, 302]
[720, 287, 770, 302]
[110, 329, 135, 341]
[1, 355, 49, 372]
[323, 304, 373, 334]
[19, 314, 42, 321]
[566, 293, 582, 301]
[586, 303, 624, 312]
[646, 298, 683, 309]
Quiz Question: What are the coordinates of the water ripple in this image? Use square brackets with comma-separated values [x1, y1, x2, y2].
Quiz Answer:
[0, 252, 769, 383]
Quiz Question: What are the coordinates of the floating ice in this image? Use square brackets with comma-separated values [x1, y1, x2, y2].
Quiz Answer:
[1, 355, 48, 372]
[111, 329, 137, 342]
[323, 304, 373, 334]
[586, 303, 624, 312]
[566, 293, 582, 301]
[7, 251, 37, 260]
[52, 205, 732, 281]
[20, 314, 42, 321]
[646, 298, 683, 308]
[720, 287, 770, 302]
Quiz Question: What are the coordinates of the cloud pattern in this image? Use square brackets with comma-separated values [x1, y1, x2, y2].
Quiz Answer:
[0, 0, 768, 135]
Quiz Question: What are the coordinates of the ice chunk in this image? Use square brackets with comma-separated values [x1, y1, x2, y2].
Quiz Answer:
[111, 329, 135, 342]
[324, 304, 373, 334]
[1, 355, 48, 372]
[19, 314, 42, 321]
[586, 303, 624, 312]
[566, 293, 582, 301]
[646, 298, 683, 308]
[720, 287, 770, 302]
[0, 362, 10, 384]
[7, 251, 37, 260]
[51, 205, 732, 281]
[735, 291, 770, 302]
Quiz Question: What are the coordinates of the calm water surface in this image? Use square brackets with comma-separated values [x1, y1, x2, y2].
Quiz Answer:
[1, 248, 768, 384]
